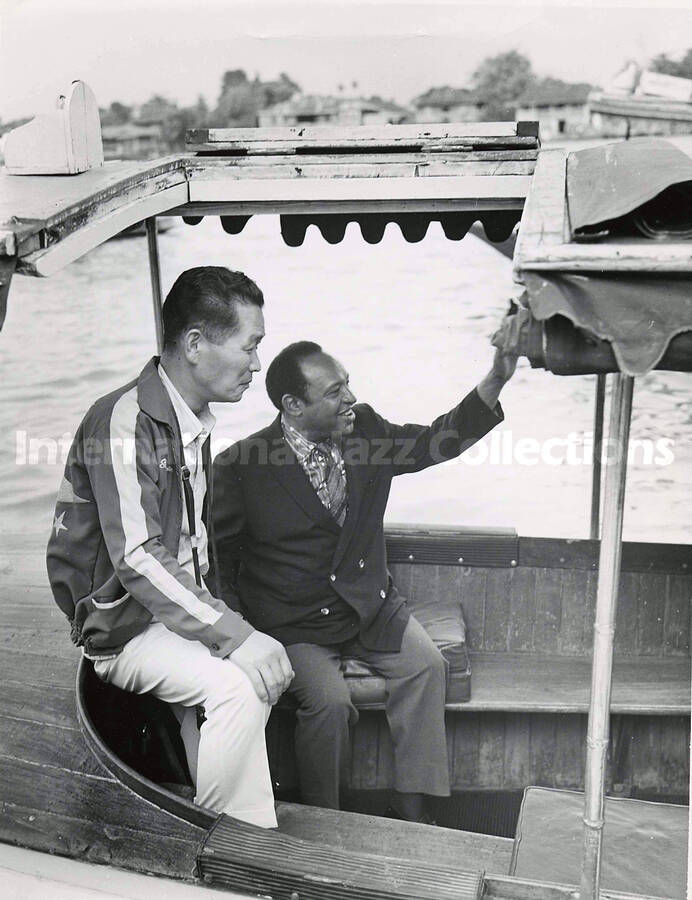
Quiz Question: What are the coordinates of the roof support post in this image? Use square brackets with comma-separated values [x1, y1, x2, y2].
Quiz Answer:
[146, 217, 164, 354]
[589, 374, 607, 540]
[580, 373, 634, 900]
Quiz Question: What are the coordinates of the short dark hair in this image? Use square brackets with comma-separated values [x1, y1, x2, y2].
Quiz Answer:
[265, 341, 323, 411]
[162, 267, 264, 350]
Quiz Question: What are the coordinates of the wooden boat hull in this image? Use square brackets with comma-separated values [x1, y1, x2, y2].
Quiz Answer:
[61, 527, 689, 896]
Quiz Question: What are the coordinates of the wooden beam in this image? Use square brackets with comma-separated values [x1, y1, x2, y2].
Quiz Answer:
[517, 536, 691, 574]
[512, 238, 692, 272]
[187, 122, 539, 153]
[190, 136, 540, 155]
[189, 149, 539, 167]
[513, 149, 568, 281]
[192, 123, 532, 140]
[276, 802, 513, 876]
[188, 173, 531, 202]
[18, 183, 188, 277]
[590, 95, 692, 122]
[0, 158, 186, 233]
[185, 159, 536, 180]
[171, 197, 527, 217]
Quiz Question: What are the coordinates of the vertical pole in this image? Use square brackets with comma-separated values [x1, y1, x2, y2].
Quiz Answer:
[590, 374, 607, 540]
[580, 373, 634, 900]
[146, 216, 164, 354]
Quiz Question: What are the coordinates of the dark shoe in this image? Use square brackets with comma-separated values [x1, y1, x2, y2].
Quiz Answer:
[383, 804, 436, 825]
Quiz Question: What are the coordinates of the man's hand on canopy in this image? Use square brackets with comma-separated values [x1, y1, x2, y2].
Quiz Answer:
[490, 311, 522, 383]
[489, 344, 518, 383]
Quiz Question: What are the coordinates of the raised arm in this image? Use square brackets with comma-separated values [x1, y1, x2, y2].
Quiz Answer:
[369, 327, 517, 476]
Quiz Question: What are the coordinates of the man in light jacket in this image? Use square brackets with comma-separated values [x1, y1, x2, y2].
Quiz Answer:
[47, 267, 293, 828]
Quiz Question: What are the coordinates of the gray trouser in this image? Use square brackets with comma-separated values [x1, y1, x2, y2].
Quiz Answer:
[285, 614, 450, 809]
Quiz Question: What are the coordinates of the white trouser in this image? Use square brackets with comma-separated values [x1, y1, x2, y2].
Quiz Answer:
[93, 622, 276, 828]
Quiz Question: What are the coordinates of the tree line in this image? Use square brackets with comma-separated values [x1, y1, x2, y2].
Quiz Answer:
[73, 45, 692, 148]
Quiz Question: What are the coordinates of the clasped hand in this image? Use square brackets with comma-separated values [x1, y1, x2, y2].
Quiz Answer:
[230, 630, 294, 705]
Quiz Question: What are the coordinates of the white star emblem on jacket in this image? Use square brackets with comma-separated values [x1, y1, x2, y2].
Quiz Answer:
[53, 511, 68, 536]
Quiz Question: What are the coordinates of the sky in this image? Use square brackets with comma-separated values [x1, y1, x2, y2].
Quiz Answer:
[1, 0, 692, 121]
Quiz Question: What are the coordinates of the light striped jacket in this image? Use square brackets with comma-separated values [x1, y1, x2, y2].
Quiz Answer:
[46, 358, 253, 659]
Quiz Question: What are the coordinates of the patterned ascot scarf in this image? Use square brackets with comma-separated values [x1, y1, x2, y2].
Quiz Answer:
[281, 417, 349, 526]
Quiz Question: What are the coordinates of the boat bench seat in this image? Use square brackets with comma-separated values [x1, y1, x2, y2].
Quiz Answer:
[342, 585, 473, 706]
[269, 529, 690, 800]
[335, 528, 692, 717]
[341, 650, 690, 715]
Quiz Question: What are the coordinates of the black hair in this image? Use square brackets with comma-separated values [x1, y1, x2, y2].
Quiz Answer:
[162, 267, 264, 350]
[265, 341, 323, 411]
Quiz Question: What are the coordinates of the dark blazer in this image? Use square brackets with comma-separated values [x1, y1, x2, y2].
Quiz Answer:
[212, 389, 502, 652]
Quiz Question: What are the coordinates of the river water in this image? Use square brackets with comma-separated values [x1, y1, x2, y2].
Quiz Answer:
[2, 214, 690, 542]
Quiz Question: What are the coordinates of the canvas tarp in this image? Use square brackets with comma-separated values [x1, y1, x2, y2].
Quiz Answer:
[567, 138, 692, 237]
[520, 271, 692, 375]
[513, 139, 692, 375]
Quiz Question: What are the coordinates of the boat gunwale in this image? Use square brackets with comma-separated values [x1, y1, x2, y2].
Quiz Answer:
[76, 655, 217, 831]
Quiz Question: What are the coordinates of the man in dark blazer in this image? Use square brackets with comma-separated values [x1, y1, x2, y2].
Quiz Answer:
[212, 339, 515, 819]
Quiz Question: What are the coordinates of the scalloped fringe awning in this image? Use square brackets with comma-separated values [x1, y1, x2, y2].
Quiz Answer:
[183, 211, 522, 247]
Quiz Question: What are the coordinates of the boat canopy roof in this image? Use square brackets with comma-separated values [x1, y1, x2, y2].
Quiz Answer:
[0, 122, 538, 277]
[513, 138, 692, 376]
[3, 122, 691, 377]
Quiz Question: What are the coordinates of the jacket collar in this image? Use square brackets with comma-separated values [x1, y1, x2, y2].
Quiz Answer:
[158, 362, 216, 447]
[137, 357, 179, 431]
[261, 412, 372, 555]
[263, 415, 341, 535]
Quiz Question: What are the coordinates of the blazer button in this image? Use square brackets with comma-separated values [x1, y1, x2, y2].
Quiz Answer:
[379, 589, 386, 599]
[210, 642, 220, 652]
[329, 574, 336, 582]
[358, 559, 365, 568]
[320, 607, 330, 616]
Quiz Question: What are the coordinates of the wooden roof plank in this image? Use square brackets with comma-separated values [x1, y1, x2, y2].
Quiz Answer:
[186, 159, 535, 181]
[591, 95, 692, 123]
[190, 136, 539, 154]
[513, 239, 692, 273]
[0, 158, 186, 231]
[513, 149, 568, 278]
[188, 122, 536, 146]
[190, 149, 539, 166]
[0, 144, 533, 271]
